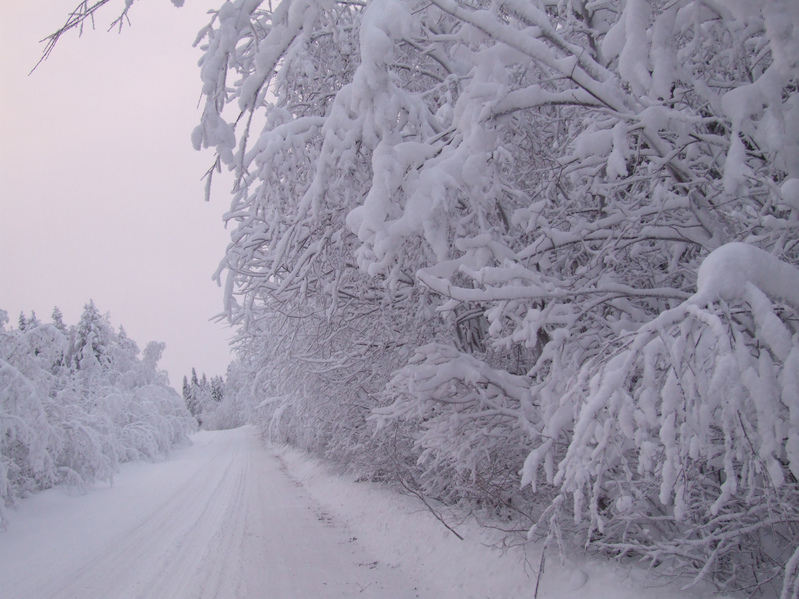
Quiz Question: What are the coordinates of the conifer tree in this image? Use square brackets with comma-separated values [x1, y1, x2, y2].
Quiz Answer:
[51, 306, 67, 333]
[210, 376, 224, 403]
[182, 375, 191, 404]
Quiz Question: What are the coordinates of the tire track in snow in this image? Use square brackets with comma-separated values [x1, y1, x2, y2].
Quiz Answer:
[0, 426, 422, 599]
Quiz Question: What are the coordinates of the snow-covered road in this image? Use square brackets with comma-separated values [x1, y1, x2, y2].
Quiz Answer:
[1, 426, 718, 599]
[0, 426, 421, 599]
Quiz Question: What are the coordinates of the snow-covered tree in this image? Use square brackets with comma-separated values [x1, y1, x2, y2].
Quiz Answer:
[184, 0, 799, 592]
[1, 303, 195, 527]
[51, 306, 67, 334]
[210, 375, 224, 404]
[73, 300, 114, 376]
[182, 375, 191, 404]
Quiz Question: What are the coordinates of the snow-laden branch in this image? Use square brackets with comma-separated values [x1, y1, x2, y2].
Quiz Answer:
[428, 0, 627, 112]
[695, 241, 799, 311]
[418, 268, 691, 303]
[521, 243, 799, 593]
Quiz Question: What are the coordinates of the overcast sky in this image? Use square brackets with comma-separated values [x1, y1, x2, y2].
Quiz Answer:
[0, 0, 236, 387]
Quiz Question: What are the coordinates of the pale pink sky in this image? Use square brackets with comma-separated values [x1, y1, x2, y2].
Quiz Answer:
[0, 0, 236, 385]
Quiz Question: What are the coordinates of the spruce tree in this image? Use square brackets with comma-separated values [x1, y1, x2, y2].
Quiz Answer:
[51, 306, 67, 333]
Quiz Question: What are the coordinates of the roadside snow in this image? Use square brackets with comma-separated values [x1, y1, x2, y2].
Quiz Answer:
[0, 427, 420, 599]
[0, 426, 731, 599]
[276, 445, 732, 599]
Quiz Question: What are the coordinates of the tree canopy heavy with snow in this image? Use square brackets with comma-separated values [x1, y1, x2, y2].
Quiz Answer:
[183, 0, 799, 594]
[0, 303, 195, 527]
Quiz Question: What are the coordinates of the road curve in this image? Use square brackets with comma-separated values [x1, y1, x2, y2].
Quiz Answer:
[0, 426, 422, 599]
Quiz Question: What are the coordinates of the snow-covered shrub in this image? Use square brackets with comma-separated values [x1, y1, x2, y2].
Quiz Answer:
[377, 344, 543, 512]
[0, 359, 55, 524]
[523, 244, 799, 596]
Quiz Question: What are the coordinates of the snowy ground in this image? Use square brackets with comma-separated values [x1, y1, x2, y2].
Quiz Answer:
[277, 446, 728, 599]
[0, 427, 419, 599]
[0, 426, 726, 599]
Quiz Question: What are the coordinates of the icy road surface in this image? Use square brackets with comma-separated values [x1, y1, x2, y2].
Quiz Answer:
[0, 426, 421, 599]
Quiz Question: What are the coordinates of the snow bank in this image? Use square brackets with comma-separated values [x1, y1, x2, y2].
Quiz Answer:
[275, 445, 726, 599]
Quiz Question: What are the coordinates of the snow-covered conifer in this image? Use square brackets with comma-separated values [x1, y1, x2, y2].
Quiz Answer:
[51, 306, 67, 334]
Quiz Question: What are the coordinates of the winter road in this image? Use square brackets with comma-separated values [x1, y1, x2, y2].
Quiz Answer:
[0, 426, 421, 599]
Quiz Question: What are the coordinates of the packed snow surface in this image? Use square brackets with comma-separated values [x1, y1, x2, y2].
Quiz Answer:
[0, 426, 724, 599]
[0, 427, 419, 599]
